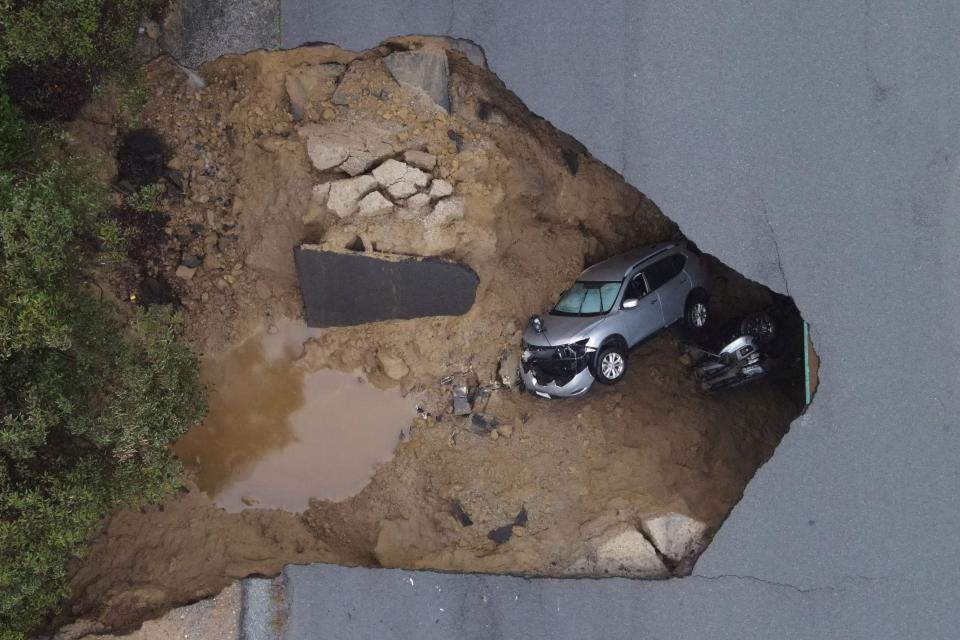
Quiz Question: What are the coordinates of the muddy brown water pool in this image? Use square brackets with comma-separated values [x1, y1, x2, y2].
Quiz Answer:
[174, 322, 419, 512]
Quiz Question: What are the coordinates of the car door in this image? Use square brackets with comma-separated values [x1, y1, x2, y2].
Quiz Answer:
[644, 253, 691, 324]
[619, 270, 664, 347]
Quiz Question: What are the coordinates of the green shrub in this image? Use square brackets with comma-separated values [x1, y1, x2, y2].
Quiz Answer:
[126, 182, 165, 213]
[0, 0, 156, 75]
[0, 97, 205, 639]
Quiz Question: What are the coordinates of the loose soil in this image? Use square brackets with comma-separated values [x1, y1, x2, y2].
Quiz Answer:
[62, 38, 803, 634]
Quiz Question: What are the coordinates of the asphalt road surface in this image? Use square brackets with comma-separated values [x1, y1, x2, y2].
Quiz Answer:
[173, 1, 960, 637]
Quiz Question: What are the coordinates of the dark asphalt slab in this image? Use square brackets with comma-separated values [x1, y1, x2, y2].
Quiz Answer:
[178, 1, 960, 637]
[294, 248, 478, 326]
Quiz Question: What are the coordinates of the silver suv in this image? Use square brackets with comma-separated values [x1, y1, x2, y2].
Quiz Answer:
[520, 242, 710, 398]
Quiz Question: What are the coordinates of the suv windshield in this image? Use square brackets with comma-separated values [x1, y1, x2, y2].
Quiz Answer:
[551, 281, 623, 316]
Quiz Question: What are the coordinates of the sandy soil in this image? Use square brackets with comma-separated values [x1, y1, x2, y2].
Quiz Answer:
[62, 38, 799, 634]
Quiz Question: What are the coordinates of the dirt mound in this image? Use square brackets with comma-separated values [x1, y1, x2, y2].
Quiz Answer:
[62, 38, 801, 634]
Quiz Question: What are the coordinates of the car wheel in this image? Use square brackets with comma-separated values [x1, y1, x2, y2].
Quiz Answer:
[594, 345, 627, 385]
[739, 311, 777, 344]
[684, 292, 710, 330]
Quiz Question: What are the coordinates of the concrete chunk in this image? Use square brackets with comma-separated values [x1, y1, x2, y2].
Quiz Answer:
[294, 246, 479, 327]
[425, 197, 465, 228]
[372, 159, 430, 199]
[384, 48, 450, 111]
[326, 175, 377, 218]
[357, 190, 394, 217]
[403, 149, 437, 171]
[428, 178, 454, 200]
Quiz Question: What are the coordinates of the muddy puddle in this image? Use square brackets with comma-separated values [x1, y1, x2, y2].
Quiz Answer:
[174, 322, 418, 512]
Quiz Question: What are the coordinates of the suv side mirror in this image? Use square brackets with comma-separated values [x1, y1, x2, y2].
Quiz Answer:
[622, 298, 639, 309]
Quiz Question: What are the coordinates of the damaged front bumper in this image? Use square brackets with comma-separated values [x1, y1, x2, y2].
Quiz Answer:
[519, 342, 596, 399]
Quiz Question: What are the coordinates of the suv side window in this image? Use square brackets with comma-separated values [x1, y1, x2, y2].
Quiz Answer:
[623, 272, 649, 300]
[644, 254, 686, 290]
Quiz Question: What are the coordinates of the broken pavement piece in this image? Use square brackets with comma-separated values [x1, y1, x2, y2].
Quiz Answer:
[294, 246, 479, 327]
[639, 512, 709, 568]
[299, 120, 402, 176]
[428, 178, 454, 200]
[425, 197, 465, 228]
[452, 388, 472, 416]
[371, 159, 430, 199]
[514, 506, 528, 527]
[357, 190, 394, 217]
[469, 412, 498, 435]
[383, 48, 450, 111]
[487, 523, 513, 545]
[326, 175, 378, 218]
[403, 149, 437, 171]
[451, 499, 473, 527]
[567, 521, 670, 579]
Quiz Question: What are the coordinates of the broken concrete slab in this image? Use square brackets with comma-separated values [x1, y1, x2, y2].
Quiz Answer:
[639, 512, 709, 567]
[357, 190, 394, 217]
[403, 149, 437, 171]
[428, 178, 454, 200]
[371, 159, 430, 199]
[294, 246, 479, 327]
[326, 175, 378, 218]
[383, 48, 450, 111]
[567, 520, 670, 579]
[425, 197, 465, 228]
[299, 120, 403, 176]
[285, 63, 344, 121]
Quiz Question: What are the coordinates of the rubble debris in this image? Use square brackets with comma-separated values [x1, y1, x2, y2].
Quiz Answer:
[424, 197, 465, 228]
[294, 246, 479, 327]
[175, 265, 197, 280]
[403, 149, 437, 171]
[567, 520, 669, 579]
[639, 512, 709, 569]
[371, 158, 430, 199]
[428, 178, 454, 200]
[469, 413, 498, 435]
[498, 351, 520, 388]
[383, 48, 450, 111]
[357, 190, 394, 217]
[514, 506, 528, 527]
[447, 129, 464, 151]
[377, 351, 409, 381]
[487, 524, 513, 545]
[285, 63, 344, 121]
[451, 499, 473, 527]
[326, 175, 378, 218]
[300, 120, 402, 176]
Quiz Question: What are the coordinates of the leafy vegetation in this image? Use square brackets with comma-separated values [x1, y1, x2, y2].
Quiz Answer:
[0, 0, 158, 75]
[126, 182, 165, 212]
[0, 75, 203, 638]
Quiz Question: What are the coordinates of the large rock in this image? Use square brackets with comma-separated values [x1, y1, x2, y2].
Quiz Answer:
[326, 175, 377, 218]
[639, 512, 709, 566]
[424, 197, 465, 228]
[285, 63, 344, 121]
[377, 352, 409, 380]
[294, 246, 479, 327]
[383, 48, 450, 111]
[357, 190, 394, 217]
[403, 149, 437, 171]
[371, 159, 430, 199]
[299, 120, 403, 176]
[567, 520, 670, 579]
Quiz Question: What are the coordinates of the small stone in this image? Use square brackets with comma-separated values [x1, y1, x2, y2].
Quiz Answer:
[451, 499, 473, 526]
[428, 179, 454, 200]
[489, 429, 499, 441]
[240, 495, 259, 507]
[358, 190, 394, 217]
[498, 351, 520, 388]
[322, 108, 336, 120]
[267, 324, 279, 335]
[175, 265, 197, 280]
[497, 423, 514, 438]
[403, 149, 437, 171]
[487, 524, 513, 545]
[181, 254, 204, 269]
[469, 412, 498, 435]
[377, 352, 409, 380]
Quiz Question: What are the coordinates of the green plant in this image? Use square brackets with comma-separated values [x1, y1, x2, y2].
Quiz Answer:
[118, 72, 151, 127]
[126, 181, 165, 213]
[0, 94, 205, 639]
[0, 0, 155, 75]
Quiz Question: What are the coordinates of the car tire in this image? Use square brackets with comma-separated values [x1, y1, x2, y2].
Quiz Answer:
[684, 291, 710, 330]
[594, 344, 627, 385]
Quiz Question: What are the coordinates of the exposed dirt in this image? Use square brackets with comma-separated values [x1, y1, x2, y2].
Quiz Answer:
[62, 38, 801, 634]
